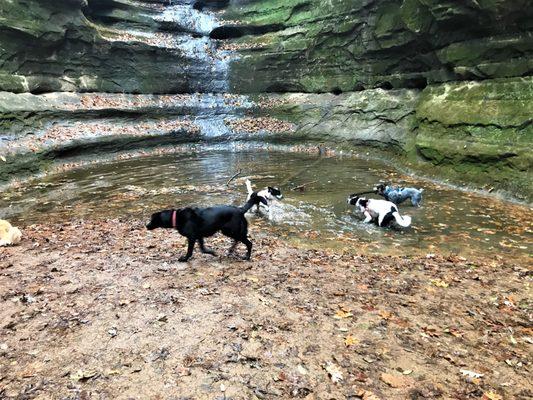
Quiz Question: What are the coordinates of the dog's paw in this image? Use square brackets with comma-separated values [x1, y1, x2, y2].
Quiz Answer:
[178, 256, 190, 262]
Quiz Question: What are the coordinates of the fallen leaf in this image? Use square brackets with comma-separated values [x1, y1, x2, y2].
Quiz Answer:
[356, 389, 382, 400]
[324, 361, 343, 383]
[70, 369, 98, 382]
[344, 335, 358, 347]
[430, 279, 449, 288]
[421, 326, 441, 337]
[482, 392, 502, 400]
[156, 313, 167, 322]
[297, 365, 308, 375]
[334, 310, 353, 319]
[460, 369, 484, 378]
[378, 310, 392, 320]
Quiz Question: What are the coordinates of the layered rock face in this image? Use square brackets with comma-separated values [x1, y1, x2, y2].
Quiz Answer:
[223, 0, 532, 199]
[0, 0, 229, 93]
[0, 0, 252, 182]
[0, 0, 531, 199]
[225, 0, 533, 92]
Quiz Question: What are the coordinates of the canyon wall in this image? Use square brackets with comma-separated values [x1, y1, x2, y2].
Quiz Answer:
[0, 0, 531, 199]
[224, 0, 532, 198]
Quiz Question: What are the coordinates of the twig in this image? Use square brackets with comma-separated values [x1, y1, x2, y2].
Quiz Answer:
[291, 180, 317, 191]
[226, 169, 242, 186]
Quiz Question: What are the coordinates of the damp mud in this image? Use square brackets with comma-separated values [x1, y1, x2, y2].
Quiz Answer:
[0, 219, 531, 399]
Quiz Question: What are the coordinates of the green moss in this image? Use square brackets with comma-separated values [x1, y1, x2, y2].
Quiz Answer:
[400, 0, 432, 33]
[417, 77, 533, 127]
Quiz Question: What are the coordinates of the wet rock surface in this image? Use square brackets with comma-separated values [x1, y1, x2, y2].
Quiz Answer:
[0, 0, 232, 93]
[0, 0, 532, 200]
[225, 0, 533, 93]
[0, 219, 531, 399]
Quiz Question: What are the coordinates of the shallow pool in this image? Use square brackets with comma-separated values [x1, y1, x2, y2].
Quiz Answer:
[1, 150, 530, 263]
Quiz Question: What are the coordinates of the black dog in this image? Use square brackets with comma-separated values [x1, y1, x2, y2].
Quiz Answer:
[146, 193, 266, 262]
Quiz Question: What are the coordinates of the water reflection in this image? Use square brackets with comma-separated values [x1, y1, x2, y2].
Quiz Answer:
[1, 150, 530, 263]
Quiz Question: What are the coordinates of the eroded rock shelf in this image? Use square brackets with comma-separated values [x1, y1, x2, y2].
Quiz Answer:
[0, 0, 532, 200]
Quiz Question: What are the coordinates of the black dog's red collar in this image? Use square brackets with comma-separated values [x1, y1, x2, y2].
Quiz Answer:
[171, 210, 177, 228]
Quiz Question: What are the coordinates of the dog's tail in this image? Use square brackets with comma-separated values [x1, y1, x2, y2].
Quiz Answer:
[392, 211, 411, 227]
[241, 193, 267, 213]
[419, 188, 424, 193]
[245, 179, 253, 196]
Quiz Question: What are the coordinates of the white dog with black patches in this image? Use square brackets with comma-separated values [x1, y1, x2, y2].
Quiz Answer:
[245, 179, 283, 213]
[347, 195, 411, 228]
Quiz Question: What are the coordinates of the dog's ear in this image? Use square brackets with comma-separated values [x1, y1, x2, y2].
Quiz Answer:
[268, 186, 279, 195]
[348, 195, 359, 205]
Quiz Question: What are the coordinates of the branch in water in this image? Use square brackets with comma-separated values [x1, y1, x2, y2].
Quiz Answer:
[226, 169, 242, 186]
[291, 180, 317, 191]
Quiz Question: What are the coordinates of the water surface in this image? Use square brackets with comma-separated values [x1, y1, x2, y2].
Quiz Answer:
[1, 150, 530, 263]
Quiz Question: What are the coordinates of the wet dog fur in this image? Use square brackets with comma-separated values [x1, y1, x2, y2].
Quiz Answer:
[245, 179, 283, 213]
[347, 195, 412, 228]
[146, 193, 266, 261]
[374, 183, 424, 207]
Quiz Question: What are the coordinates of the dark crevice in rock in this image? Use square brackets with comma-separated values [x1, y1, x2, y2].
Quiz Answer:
[193, 0, 229, 12]
[46, 134, 202, 160]
[404, 77, 427, 90]
[377, 82, 394, 90]
[210, 24, 284, 40]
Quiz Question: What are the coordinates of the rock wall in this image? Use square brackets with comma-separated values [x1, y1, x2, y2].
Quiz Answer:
[0, 0, 531, 200]
[257, 77, 532, 197]
[224, 0, 533, 93]
[0, 0, 228, 93]
[221, 0, 533, 200]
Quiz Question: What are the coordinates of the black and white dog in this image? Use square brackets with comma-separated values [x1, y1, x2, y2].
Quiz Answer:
[347, 194, 412, 228]
[245, 179, 283, 213]
[374, 183, 424, 207]
[146, 193, 266, 261]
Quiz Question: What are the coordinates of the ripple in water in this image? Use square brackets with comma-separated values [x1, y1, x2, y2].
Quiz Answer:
[1, 150, 530, 263]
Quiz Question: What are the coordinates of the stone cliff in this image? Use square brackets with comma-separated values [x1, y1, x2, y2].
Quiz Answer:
[0, 0, 531, 199]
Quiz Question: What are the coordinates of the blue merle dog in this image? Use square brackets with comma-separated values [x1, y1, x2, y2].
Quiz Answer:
[374, 183, 424, 207]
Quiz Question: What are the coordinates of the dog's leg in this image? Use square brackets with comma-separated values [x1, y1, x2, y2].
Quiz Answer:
[198, 238, 216, 256]
[242, 238, 253, 260]
[178, 238, 196, 262]
[380, 211, 395, 227]
[363, 211, 373, 223]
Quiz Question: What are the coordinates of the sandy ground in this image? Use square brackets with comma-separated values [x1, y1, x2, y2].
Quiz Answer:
[0, 219, 531, 399]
